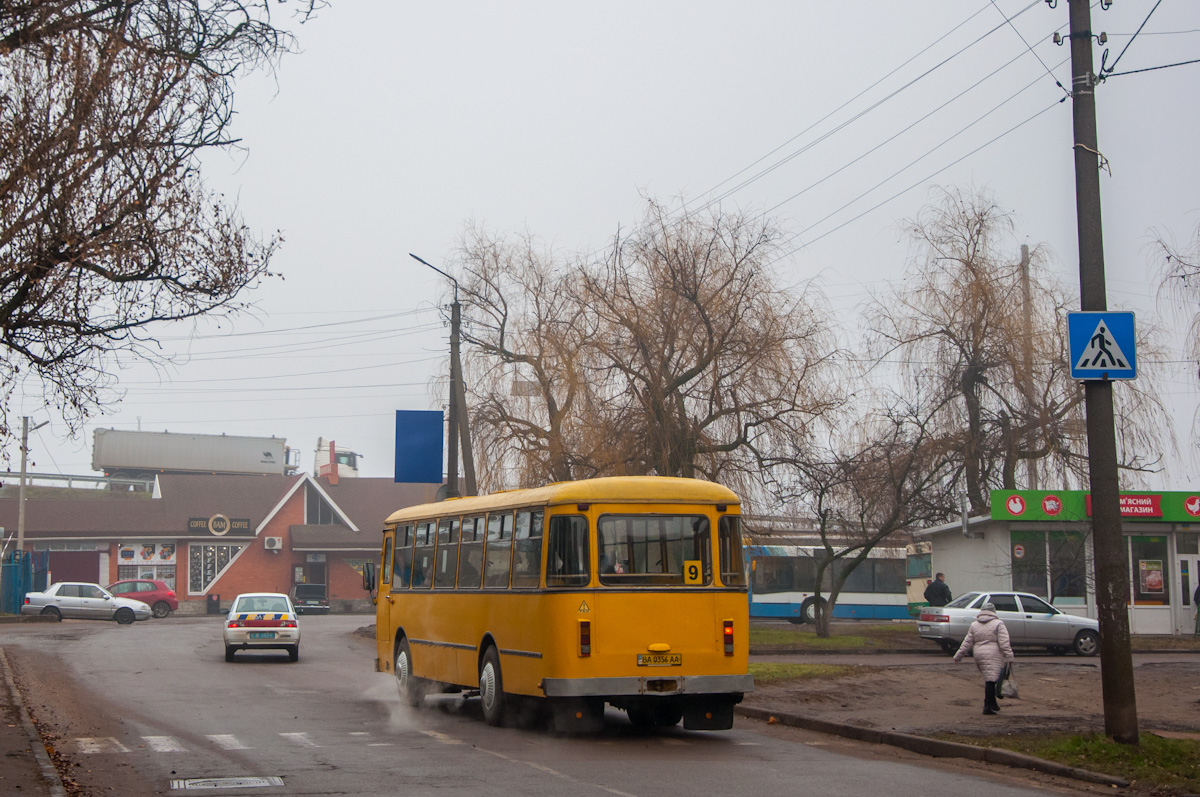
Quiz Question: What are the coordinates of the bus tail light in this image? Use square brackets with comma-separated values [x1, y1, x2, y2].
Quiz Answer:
[579, 620, 591, 656]
[723, 620, 734, 656]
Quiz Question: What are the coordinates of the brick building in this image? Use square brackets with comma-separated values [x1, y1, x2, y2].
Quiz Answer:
[0, 473, 437, 613]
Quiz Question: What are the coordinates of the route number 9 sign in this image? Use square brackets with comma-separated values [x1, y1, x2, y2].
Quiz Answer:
[683, 560, 703, 585]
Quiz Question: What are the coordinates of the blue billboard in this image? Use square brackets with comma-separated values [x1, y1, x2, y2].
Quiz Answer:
[394, 410, 443, 483]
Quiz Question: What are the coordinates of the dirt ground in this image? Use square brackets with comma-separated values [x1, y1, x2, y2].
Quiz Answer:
[743, 657, 1200, 739]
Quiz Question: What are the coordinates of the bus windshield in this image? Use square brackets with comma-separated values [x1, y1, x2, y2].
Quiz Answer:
[597, 514, 711, 586]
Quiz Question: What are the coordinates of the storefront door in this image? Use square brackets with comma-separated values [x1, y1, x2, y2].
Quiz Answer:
[1178, 555, 1200, 636]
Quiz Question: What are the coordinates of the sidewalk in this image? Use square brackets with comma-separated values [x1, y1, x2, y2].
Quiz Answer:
[0, 647, 65, 797]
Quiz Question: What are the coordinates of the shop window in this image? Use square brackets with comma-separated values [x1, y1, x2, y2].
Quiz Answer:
[188, 544, 244, 594]
[1177, 535, 1199, 555]
[1010, 530, 1048, 597]
[1130, 536, 1168, 605]
[1049, 531, 1088, 605]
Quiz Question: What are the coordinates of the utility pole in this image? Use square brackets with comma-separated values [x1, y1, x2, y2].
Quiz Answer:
[410, 253, 477, 498]
[1066, 0, 1137, 744]
[17, 417, 48, 556]
[1019, 244, 1038, 491]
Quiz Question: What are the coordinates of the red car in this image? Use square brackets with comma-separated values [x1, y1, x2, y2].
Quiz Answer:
[106, 579, 179, 618]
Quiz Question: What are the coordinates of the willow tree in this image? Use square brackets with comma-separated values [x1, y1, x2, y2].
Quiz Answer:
[0, 1, 320, 445]
[865, 187, 1170, 515]
[454, 199, 842, 502]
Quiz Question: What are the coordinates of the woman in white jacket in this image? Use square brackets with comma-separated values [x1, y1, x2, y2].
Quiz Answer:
[953, 602, 1015, 715]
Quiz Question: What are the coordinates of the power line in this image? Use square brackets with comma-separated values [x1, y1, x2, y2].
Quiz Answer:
[1100, 0, 1164, 77]
[989, 0, 1069, 96]
[773, 99, 1061, 261]
[1104, 57, 1200, 79]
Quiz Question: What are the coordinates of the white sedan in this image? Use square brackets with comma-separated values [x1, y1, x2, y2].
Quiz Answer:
[21, 582, 152, 623]
[223, 593, 301, 662]
[918, 590, 1100, 656]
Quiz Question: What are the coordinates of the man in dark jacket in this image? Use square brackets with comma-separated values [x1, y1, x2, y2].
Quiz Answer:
[924, 572, 952, 607]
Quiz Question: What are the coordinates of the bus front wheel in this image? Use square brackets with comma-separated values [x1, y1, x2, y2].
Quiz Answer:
[479, 646, 507, 726]
[396, 638, 427, 707]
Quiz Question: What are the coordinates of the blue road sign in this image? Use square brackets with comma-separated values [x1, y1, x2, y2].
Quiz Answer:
[1067, 311, 1136, 380]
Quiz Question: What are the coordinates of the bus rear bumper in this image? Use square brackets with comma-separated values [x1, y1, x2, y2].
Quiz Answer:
[540, 673, 754, 697]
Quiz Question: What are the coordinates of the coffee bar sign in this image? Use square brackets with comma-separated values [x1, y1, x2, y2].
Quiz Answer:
[188, 514, 253, 536]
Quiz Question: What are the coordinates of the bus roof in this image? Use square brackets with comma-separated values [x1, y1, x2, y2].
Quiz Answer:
[383, 476, 740, 527]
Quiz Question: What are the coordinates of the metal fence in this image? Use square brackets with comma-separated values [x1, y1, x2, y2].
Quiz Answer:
[1, 551, 49, 614]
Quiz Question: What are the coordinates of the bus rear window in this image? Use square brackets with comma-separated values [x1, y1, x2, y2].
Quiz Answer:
[597, 515, 711, 586]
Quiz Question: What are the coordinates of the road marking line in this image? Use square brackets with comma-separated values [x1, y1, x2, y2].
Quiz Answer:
[143, 736, 186, 752]
[280, 732, 320, 748]
[367, 743, 392, 747]
[207, 734, 251, 750]
[419, 730, 464, 745]
[348, 732, 370, 736]
[75, 737, 130, 754]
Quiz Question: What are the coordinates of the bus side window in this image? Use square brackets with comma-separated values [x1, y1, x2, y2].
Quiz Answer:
[484, 511, 513, 589]
[434, 517, 460, 589]
[381, 535, 394, 586]
[392, 524, 414, 590]
[457, 517, 484, 589]
[413, 521, 435, 589]
[718, 516, 745, 587]
[546, 515, 589, 588]
[511, 509, 544, 588]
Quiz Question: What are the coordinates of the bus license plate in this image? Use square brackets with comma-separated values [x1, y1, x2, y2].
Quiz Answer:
[249, 632, 275, 639]
[637, 653, 682, 667]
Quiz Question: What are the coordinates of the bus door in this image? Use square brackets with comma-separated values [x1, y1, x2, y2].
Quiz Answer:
[376, 531, 395, 670]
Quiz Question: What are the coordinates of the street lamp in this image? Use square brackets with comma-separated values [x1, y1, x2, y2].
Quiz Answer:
[409, 254, 476, 497]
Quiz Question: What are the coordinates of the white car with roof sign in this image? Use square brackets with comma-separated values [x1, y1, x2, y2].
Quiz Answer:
[223, 592, 301, 662]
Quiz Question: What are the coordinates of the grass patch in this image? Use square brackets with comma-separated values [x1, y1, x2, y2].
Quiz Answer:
[748, 662, 865, 684]
[1131, 635, 1200, 651]
[946, 732, 1200, 794]
[750, 622, 926, 650]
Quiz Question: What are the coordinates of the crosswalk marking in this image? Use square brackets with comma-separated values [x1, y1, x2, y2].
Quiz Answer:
[419, 730, 463, 745]
[143, 736, 186, 752]
[207, 734, 251, 750]
[76, 737, 130, 754]
[280, 732, 319, 748]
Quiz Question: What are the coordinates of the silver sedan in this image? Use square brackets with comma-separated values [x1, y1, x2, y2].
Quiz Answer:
[918, 590, 1100, 656]
[21, 582, 152, 623]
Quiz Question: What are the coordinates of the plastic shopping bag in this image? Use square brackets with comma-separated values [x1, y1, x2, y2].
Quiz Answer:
[1000, 662, 1019, 699]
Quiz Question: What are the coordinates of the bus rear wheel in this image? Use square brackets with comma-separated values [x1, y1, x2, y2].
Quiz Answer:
[479, 646, 507, 726]
[396, 638, 427, 707]
[800, 597, 826, 624]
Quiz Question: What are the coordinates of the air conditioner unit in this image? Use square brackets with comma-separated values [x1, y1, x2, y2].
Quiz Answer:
[264, 537, 283, 551]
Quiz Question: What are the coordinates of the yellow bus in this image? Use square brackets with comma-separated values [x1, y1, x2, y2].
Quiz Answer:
[362, 476, 752, 732]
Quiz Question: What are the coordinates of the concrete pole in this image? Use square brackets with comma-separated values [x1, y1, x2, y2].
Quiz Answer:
[1067, 0, 1138, 744]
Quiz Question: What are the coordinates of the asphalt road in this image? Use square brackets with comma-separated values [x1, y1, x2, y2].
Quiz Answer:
[2, 615, 1084, 797]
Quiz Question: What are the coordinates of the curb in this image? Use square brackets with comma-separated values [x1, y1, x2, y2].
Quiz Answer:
[0, 615, 59, 624]
[0, 647, 68, 797]
[736, 705, 1130, 789]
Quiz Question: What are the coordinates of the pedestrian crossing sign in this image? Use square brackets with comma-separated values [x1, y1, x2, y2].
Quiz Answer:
[1067, 311, 1136, 380]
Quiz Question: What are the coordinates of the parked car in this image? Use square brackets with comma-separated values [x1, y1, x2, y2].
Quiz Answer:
[290, 583, 330, 615]
[223, 593, 301, 662]
[21, 582, 153, 624]
[106, 579, 179, 618]
[918, 590, 1100, 657]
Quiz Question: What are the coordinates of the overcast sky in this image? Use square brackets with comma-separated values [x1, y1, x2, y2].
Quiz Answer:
[10, 1, 1200, 488]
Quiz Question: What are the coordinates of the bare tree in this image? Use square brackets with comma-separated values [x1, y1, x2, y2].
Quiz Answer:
[0, 1, 321, 445]
[580, 199, 841, 501]
[783, 390, 959, 637]
[453, 200, 842, 503]
[865, 186, 1170, 515]
[456, 226, 606, 491]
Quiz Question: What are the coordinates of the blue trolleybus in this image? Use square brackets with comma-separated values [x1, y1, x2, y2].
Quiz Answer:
[746, 543, 909, 623]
